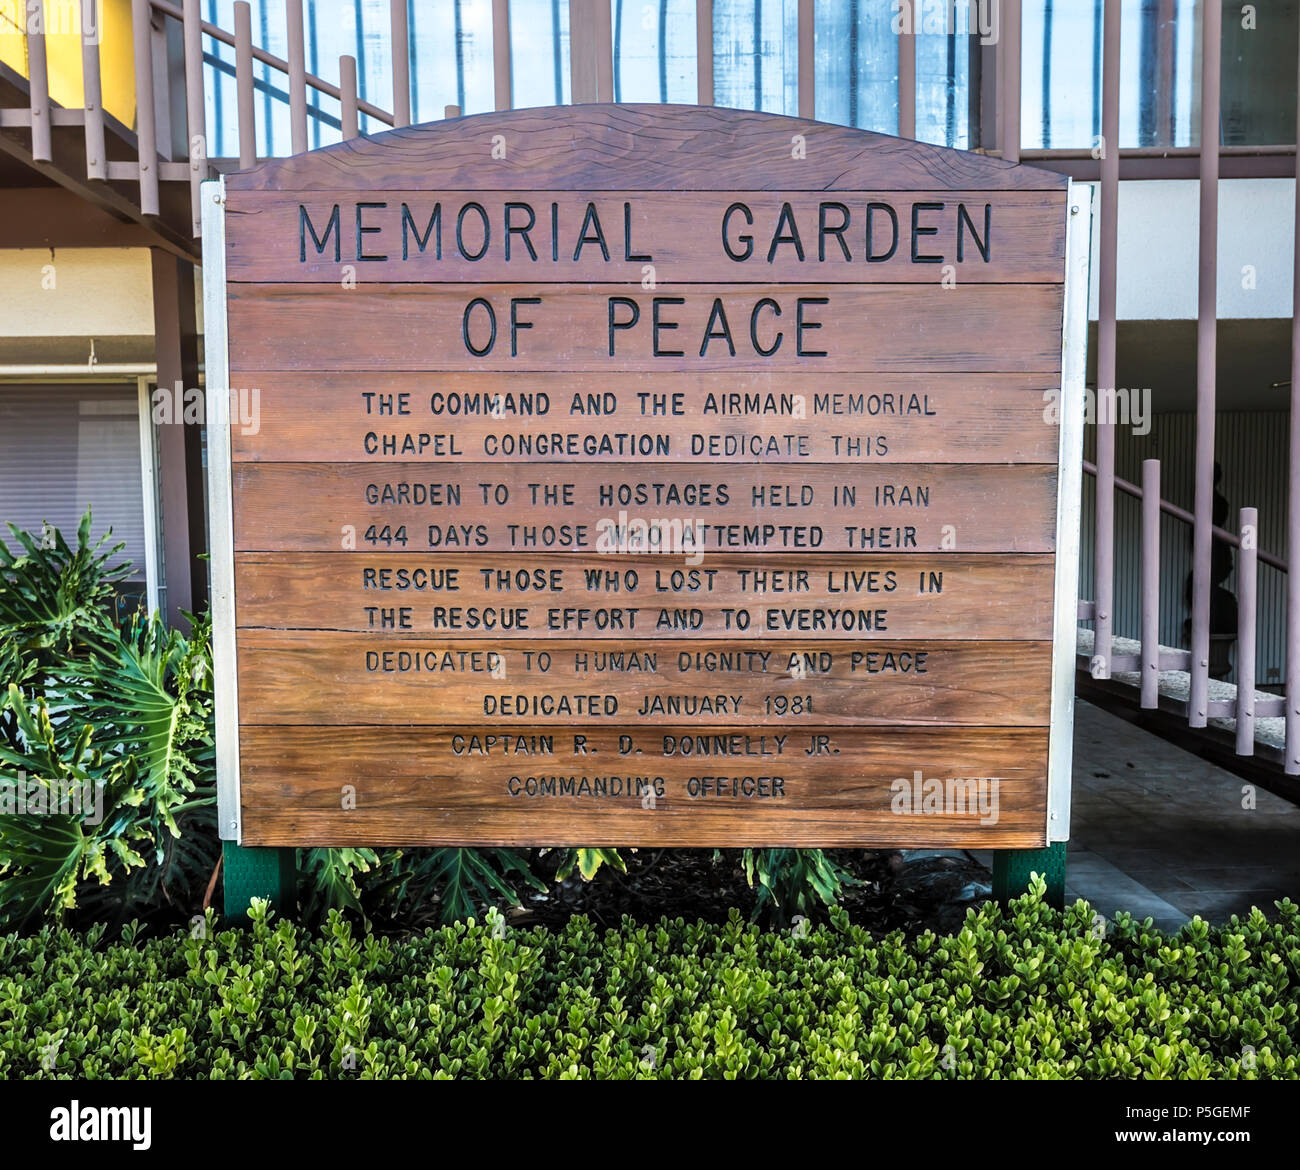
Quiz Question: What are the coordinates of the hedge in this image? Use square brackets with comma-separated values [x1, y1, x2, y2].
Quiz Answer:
[2, 882, 1297, 1079]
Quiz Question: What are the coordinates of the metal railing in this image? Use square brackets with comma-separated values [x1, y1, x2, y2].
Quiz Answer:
[1081, 460, 1287, 759]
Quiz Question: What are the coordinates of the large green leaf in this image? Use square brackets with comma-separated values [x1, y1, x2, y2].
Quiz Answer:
[378, 848, 546, 924]
[0, 688, 149, 928]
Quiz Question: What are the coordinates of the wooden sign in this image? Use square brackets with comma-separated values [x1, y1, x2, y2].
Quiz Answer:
[205, 105, 1088, 850]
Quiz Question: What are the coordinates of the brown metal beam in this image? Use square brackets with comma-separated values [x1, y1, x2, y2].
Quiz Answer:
[0, 74, 198, 261]
[150, 248, 207, 627]
[1093, 0, 1121, 677]
[1189, 0, 1222, 727]
[0, 188, 158, 247]
[1025, 153, 1299, 181]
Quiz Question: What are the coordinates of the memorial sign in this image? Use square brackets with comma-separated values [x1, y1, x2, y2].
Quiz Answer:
[205, 105, 1088, 849]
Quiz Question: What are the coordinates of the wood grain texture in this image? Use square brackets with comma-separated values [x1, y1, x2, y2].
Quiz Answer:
[228, 371, 1063, 465]
[237, 723, 1048, 848]
[231, 462, 1059, 554]
[235, 633, 1053, 726]
[234, 551, 1057, 640]
[226, 282, 1065, 373]
[223, 104, 1070, 195]
[225, 189, 1066, 284]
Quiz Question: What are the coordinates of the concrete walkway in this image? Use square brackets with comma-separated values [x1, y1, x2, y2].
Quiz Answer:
[1064, 700, 1300, 931]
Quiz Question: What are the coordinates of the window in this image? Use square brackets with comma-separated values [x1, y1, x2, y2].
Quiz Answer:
[0, 385, 154, 619]
[1022, 0, 1300, 151]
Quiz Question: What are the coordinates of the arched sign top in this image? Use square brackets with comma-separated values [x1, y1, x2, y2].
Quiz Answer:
[224, 103, 1069, 194]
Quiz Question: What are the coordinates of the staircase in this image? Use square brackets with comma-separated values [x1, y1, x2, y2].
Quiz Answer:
[1078, 459, 1299, 799]
[0, 0, 402, 258]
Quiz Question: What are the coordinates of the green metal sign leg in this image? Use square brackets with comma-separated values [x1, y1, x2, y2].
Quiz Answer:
[992, 843, 1067, 909]
[222, 842, 297, 919]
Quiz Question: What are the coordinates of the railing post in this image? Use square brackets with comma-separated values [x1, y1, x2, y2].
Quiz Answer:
[286, 0, 308, 154]
[390, 0, 411, 126]
[183, 0, 207, 236]
[1189, 0, 1222, 727]
[797, 0, 814, 119]
[234, 1, 256, 168]
[1141, 459, 1161, 708]
[570, 0, 613, 103]
[340, 55, 360, 140]
[82, 7, 107, 180]
[898, 8, 915, 138]
[25, 0, 51, 161]
[1288, 12, 1300, 774]
[695, 0, 713, 106]
[1000, 0, 1020, 163]
[130, 0, 159, 214]
[493, 0, 512, 111]
[1094, 0, 1122, 680]
[1236, 507, 1258, 755]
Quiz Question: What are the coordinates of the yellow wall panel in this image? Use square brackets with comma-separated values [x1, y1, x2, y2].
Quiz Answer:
[0, 1, 136, 126]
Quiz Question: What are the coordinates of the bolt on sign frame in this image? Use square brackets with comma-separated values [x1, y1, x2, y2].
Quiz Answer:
[203, 106, 1089, 893]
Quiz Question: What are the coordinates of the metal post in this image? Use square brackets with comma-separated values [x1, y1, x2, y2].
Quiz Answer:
[234, 1, 256, 168]
[798, 0, 814, 118]
[696, 0, 713, 106]
[1236, 507, 1258, 755]
[151, 249, 206, 627]
[570, 0, 613, 103]
[993, 844, 1066, 909]
[1001, 0, 1020, 163]
[1094, 0, 1121, 679]
[182, 0, 207, 236]
[1141, 459, 1161, 708]
[131, 0, 159, 214]
[997, 187, 1090, 915]
[493, 0, 512, 110]
[390, 0, 410, 125]
[286, 0, 308, 154]
[1189, 0, 1222, 727]
[898, 15, 915, 138]
[25, 0, 51, 161]
[222, 842, 297, 918]
[1288, 14, 1300, 773]
[82, 11, 106, 180]
[340, 55, 359, 140]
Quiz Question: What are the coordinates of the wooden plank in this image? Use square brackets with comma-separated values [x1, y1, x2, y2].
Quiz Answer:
[235, 633, 1053, 726]
[235, 551, 1057, 640]
[223, 105, 1069, 194]
[227, 283, 1065, 373]
[227, 371, 1063, 465]
[231, 462, 1058, 554]
[224, 190, 1067, 284]
[237, 724, 1048, 848]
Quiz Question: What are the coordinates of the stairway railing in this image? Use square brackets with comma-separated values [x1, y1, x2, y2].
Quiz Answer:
[1080, 460, 1287, 760]
[5, 0, 405, 239]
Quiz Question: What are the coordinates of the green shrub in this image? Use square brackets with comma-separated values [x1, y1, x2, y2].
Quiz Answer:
[0, 516, 217, 931]
[0, 882, 1295, 1080]
[1, 516, 862, 931]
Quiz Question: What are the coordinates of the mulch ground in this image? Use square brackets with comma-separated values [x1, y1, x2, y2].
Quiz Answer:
[507, 848, 993, 936]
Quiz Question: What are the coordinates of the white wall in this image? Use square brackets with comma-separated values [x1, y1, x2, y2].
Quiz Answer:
[1087, 178, 1297, 321]
[0, 248, 155, 339]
